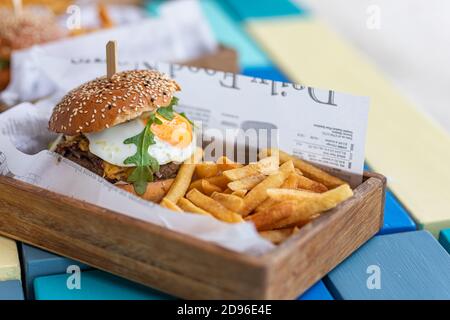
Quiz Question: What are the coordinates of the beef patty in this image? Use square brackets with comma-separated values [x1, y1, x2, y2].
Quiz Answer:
[54, 135, 180, 183]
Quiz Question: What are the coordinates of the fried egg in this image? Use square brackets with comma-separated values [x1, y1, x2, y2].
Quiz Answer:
[85, 112, 195, 167]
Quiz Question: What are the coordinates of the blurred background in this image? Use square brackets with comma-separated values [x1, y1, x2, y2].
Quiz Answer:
[2, 0, 448, 129]
[303, 0, 450, 132]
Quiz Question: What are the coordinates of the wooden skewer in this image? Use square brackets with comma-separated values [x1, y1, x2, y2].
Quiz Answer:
[106, 40, 118, 80]
[12, 0, 23, 16]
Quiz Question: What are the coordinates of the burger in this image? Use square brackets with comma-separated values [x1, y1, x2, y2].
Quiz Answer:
[48, 70, 196, 199]
[0, 9, 64, 90]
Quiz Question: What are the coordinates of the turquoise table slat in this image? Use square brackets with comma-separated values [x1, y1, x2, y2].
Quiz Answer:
[439, 229, 450, 254]
[379, 190, 416, 235]
[34, 270, 175, 300]
[242, 66, 290, 82]
[298, 280, 334, 300]
[325, 231, 450, 299]
[0, 280, 24, 300]
[21, 244, 91, 299]
[144, 0, 164, 16]
[224, 0, 306, 20]
[365, 165, 416, 234]
[199, 0, 272, 69]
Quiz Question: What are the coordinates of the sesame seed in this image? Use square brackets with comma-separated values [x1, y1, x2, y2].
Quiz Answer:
[50, 70, 178, 134]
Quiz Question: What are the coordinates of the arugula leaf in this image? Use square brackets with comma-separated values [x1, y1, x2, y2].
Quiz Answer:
[126, 166, 154, 195]
[148, 112, 163, 125]
[122, 96, 194, 195]
[157, 96, 179, 120]
[123, 119, 160, 195]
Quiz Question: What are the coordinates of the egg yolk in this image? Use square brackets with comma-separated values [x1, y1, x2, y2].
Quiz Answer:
[148, 113, 192, 148]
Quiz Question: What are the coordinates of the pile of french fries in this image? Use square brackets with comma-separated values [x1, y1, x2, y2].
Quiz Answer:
[158, 148, 354, 245]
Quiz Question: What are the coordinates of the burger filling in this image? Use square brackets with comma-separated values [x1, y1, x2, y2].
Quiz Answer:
[54, 134, 181, 183]
[51, 93, 195, 196]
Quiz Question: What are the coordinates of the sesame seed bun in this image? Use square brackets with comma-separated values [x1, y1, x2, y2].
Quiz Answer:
[0, 9, 65, 58]
[48, 70, 181, 135]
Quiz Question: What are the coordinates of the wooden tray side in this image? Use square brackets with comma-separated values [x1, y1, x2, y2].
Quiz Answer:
[0, 172, 385, 300]
[262, 172, 386, 299]
[0, 176, 266, 299]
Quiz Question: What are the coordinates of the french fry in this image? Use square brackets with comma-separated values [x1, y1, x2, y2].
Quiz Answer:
[254, 198, 277, 213]
[296, 175, 328, 193]
[189, 176, 230, 192]
[160, 198, 183, 212]
[163, 147, 203, 204]
[284, 172, 301, 189]
[245, 200, 298, 230]
[186, 189, 244, 223]
[216, 156, 243, 171]
[259, 228, 295, 244]
[227, 173, 266, 191]
[266, 188, 323, 202]
[231, 189, 247, 198]
[255, 173, 299, 212]
[260, 148, 346, 188]
[270, 184, 353, 229]
[152, 147, 353, 238]
[118, 179, 173, 203]
[195, 162, 219, 179]
[223, 165, 259, 181]
[218, 163, 243, 171]
[211, 192, 244, 212]
[249, 156, 279, 175]
[201, 180, 222, 196]
[188, 179, 204, 192]
[203, 175, 230, 189]
[177, 198, 212, 216]
[239, 161, 295, 216]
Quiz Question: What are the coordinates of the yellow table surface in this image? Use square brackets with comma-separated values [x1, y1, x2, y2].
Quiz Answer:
[247, 17, 450, 237]
[0, 236, 21, 281]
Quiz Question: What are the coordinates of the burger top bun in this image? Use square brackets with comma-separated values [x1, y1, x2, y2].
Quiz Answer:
[48, 70, 181, 135]
[0, 9, 65, 60]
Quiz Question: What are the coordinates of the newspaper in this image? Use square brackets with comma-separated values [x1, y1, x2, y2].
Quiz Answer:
[0, 61, 369, 255]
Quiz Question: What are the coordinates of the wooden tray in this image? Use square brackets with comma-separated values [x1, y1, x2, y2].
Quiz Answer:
[0, 171, 385, 299]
